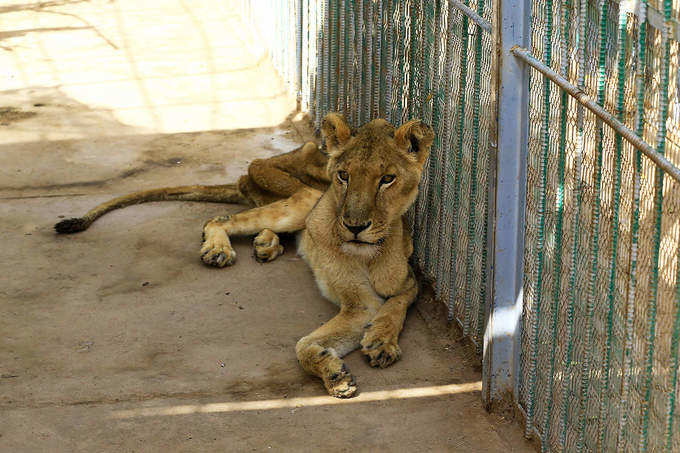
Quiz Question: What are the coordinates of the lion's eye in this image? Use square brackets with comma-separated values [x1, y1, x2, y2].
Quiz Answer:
[337, 170, 349, 183]
[380, 174, 396, 185]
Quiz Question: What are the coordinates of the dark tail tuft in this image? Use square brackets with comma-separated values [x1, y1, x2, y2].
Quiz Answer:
[54, 217, 90, 234]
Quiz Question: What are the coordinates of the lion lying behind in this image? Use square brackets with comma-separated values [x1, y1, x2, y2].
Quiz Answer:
[55, 113, 434, 398]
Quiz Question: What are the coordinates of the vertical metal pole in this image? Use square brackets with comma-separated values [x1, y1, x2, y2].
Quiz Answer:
[296, 0, 303, 106]
[482, 0, 530, 408]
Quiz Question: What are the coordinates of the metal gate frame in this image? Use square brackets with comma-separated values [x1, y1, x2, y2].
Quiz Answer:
[482, 0, 530, 409]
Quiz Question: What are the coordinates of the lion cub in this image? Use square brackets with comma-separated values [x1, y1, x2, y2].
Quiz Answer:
[201, 113, 434, 397]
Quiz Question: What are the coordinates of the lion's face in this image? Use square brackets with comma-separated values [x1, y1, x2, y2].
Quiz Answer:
[321, 114, 434, 255]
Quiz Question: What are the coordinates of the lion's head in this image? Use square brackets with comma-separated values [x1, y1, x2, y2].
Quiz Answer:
[320, 113, 434, 256]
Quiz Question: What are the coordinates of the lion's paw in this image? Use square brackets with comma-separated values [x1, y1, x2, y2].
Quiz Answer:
[361, 318, 402, 368]
[200, 241, 236, 267]
[323, 362, 357, 398]
[253, 229, 284, 263]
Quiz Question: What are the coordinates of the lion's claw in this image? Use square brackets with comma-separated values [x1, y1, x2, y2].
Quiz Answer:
[253, 229, 284, 263]
[324, 363, 357, 398]
[363, 342, 401, 368]
[361, 319, 402, 368]
[200, 243, 236, 267]
[330, 379, 357, 398]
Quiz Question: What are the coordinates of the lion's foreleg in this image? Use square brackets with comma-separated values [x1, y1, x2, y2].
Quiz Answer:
[361, 269, 418, 368]
[295, 274, 385, 398]
[295, 308, 374, 399]
[201, 187, 322, 267]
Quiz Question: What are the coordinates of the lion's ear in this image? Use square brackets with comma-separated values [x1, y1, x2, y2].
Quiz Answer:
[321, 112, 351, 156]
[394, 120, 434, 166]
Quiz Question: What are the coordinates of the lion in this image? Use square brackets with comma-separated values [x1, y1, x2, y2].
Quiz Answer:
[55, 113, 434, 398]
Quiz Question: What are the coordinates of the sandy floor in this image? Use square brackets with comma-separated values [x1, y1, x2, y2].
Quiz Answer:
[0, 1, 533, 451]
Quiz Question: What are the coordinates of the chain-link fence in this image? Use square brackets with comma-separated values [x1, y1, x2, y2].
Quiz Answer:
[519, 1, 680, 451]
[236, 1, 680, 451]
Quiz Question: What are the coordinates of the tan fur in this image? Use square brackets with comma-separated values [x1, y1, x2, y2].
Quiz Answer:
[202, 114, 434, 397]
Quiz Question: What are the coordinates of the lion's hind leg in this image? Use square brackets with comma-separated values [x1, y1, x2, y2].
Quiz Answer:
[201, 187, 322, 267]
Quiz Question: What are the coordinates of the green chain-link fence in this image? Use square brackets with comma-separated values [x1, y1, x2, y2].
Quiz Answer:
[236, 1, 680, 451]
[241, 0, 496, 350]
[519, 1, 680, 451]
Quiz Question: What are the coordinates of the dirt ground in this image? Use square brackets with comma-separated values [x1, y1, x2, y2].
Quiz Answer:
[0, 1, 533, 451]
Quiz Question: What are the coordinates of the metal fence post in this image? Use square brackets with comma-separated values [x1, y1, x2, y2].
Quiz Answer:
[295, 0, 303, 105]
[482, 0, 530, 408]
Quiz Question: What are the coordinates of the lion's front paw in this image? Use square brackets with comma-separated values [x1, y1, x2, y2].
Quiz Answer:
[361, 318, 402, 368]
[200, 236, 236, 267]
[201, 243, 236, 267]
[253, 229, 284, 263]
[200, 217, 236, 268]
[323, 362, 357, 398]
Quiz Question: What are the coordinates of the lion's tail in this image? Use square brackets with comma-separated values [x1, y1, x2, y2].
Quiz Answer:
[54, 184, 247, 234]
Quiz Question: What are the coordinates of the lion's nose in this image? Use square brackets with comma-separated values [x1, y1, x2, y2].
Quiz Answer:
[343, 221, 371, 236]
